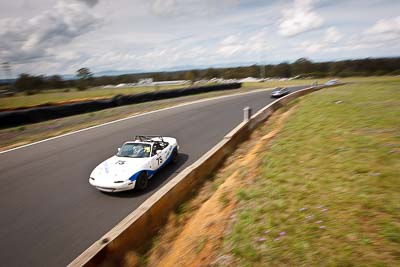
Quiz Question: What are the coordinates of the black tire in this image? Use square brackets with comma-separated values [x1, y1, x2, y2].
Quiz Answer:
[171, 149, 178, 164]
[136, 172, 148, 190]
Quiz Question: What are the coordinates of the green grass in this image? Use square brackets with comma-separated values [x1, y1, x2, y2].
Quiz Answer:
[0, 84, 186, 109]
[242, 79, 317, 89]
[224, 77, 400, 266]
[242, 76, 400, 90]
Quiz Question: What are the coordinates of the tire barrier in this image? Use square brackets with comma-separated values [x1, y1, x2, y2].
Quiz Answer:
[0, 83, 241, 129]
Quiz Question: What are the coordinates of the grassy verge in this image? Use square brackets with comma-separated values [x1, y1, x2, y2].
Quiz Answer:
[222, 77, 400, 266]
[242, 76, 397, 89]
[0, 84, 186, 110]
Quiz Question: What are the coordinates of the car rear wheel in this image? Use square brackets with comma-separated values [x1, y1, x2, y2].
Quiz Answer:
[136, 172, 148, 190]
[171, 149, 178, 164]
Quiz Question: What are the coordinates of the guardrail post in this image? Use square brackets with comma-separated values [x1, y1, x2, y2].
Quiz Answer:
[243, 106, 252, 122]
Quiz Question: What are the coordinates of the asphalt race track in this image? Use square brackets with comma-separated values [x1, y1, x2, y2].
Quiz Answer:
[0, 86, 308, 266]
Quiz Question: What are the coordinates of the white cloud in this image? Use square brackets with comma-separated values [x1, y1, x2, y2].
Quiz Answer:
[150, 0, 179, 16]
[220, 35, 241, 46]
[367, 16, 400, 35]
[217, 31, 270, 57]
[327, 16, 400, 54]
[299, 42, 323, 53]
[324, 27, 342, 43]
[78, 0, 100, 7]
[365, 16, 400, 42]
[298, 18, 400, 56]
[149, 0, 239, 17]
[0, 0, 101, 63]
[247, 32, 271, 53]
[218, 35, 243, 56]
[278, 0, 324, 37]
[72, 29, 271, 73]
[1, 0, 399, 76]
[299, 27, 343, 53]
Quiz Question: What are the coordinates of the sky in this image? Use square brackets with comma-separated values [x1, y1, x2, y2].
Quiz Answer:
[0, 0, 399, 77]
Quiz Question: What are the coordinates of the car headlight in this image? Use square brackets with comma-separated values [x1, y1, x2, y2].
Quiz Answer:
[90, 177, 95, 181]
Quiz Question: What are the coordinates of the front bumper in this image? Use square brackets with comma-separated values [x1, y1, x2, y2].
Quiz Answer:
[271, 92, 288, 98]
[271, 94, 283, 98]
[89, 178, 136, 193]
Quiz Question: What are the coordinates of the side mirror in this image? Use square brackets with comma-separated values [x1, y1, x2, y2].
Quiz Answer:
[117, 148, 121, 153]
[156, 150, 162, 155]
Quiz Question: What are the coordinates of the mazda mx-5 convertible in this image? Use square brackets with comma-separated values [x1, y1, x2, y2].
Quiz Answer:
[89, 136, 179, 192]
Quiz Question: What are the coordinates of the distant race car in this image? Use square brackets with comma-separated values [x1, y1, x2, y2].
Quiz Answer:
[270, 87, 291, 98]
[325, 79, 339, 86]
[89, 136, 179, 192]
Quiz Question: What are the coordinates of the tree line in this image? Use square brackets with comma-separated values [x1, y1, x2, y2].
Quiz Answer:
[9, 57, 400, 94]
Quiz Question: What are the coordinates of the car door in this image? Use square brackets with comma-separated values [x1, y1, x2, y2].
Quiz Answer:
[283, 88, 289, 95]
[151, 143, 163, 170]
[160, 143, 171, 164]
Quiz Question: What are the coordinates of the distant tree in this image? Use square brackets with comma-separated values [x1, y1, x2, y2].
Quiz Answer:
[56, 57, 400, 88]
[271, 63, 292, 77]
[15, 74, 45, 95]
[292, 58, 313, 75]
[47, 75, 64, 89]
[76, 67, 93, 90]
[15, 74, 30, 92]
[204, 68, 219, 79]
[77, 68, 93, 80]
[184, 71, 196, 84]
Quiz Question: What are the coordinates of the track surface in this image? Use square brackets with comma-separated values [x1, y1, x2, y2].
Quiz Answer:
[0, 86, 307, 266]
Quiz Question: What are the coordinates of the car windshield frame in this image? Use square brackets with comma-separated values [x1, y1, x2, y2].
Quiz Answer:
[117, 142, 152, 158]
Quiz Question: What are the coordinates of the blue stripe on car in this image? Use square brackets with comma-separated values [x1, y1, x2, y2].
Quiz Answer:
[129, 147, 177, 181]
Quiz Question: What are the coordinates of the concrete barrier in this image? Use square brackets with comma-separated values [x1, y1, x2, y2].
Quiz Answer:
[68, 85, 330, 267]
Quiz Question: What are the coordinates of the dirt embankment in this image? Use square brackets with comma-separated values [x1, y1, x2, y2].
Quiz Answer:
[126, 105, 297, 267]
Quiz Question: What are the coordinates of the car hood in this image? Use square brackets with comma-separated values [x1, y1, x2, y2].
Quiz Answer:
[90, 156, 150, 182]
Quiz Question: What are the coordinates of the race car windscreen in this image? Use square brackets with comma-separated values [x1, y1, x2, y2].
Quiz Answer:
[117, 143, 151, 158]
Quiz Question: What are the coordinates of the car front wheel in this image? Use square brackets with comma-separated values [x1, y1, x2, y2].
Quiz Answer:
[136, 172, 148, 190]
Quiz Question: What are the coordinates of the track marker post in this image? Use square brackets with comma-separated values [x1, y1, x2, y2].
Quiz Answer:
[243, 106, 252, 122]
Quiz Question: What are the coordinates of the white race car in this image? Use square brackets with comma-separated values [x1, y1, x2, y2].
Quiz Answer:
[89, 136, 179, 192]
